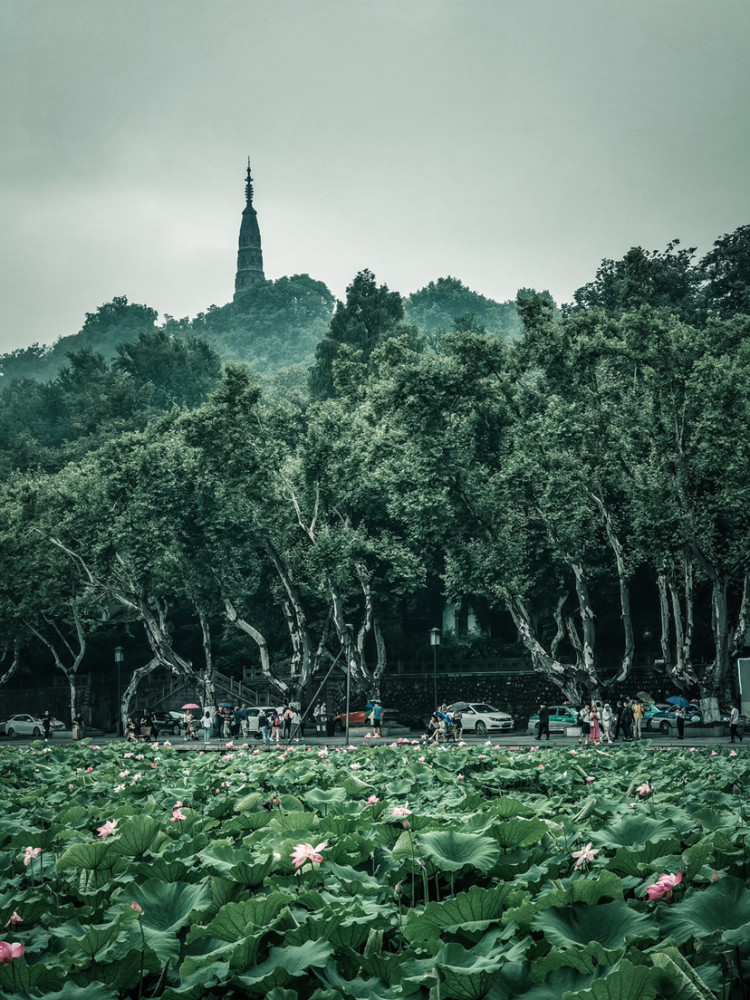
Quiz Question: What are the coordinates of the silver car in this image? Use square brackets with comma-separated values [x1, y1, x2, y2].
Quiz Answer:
[0, 714, 54, 738]
[447, 702, 514, 735]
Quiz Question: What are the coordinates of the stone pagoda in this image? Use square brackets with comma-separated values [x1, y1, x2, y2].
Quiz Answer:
[233, 158, 265, 299]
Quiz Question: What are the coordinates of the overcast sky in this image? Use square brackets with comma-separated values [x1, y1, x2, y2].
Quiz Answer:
[1, 0, 748, 354]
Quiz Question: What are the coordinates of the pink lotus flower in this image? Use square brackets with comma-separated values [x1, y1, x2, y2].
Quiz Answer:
[457, 773, 465, 779]
[571, 842, 599, 870]
[68, 784, 74, 790]
[170, 809, 187, 822]
[391, 805, 412, 818]
[367, 795, 380, 805]
[350, 763, 362, 770]
[290, 840, 328, 868]
[174, 801, 183, 808]
[85, 767, 94, 773]
[0, 941, 24, 964]
[730, 750, 738, 757]
[636, 782, 653, 797]
[23, 847, 41, 866]
[645, 871, 682, 900]
[97, 819, 118, 839]
[3, 912, 22, 928]
[123, 752, 133, 759]
[585, 776, 596, 783]
[114, 784, 126, 794]
[131, 901, 142, 914]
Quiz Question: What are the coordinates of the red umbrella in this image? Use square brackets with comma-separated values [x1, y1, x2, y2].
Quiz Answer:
[181, 703, 200, 710]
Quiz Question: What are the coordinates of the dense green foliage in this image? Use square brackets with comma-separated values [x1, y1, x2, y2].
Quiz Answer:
[0, 739, 748, 998]
[1, 226, 749, 722]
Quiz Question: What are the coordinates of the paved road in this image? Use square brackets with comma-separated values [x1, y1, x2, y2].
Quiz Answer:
[1, 729, 745, 751]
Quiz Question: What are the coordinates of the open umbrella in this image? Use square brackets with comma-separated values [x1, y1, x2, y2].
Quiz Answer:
[181, 703, 200, 710]
[636, 691, 655, 703]
[218, 702, 234, 708]
[666, 695, 692, 708]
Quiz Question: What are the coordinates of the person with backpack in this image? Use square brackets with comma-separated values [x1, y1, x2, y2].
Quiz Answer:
[578, 705, 591, 746]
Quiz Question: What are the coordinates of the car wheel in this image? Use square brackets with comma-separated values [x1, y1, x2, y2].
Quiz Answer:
[475, 721, 487, 735]
[172, 723, 181, 736]
[659, 720, 671, 735]
[32, 727, 41, 737]
[6, 728, 14, 739]
[645, 720, 652, 731]
[334, 720, 344, 733]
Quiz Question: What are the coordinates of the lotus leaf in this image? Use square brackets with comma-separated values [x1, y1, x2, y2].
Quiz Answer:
[659, 876, 750, 947]
[232, 938, 333, 993]
[532, 900, 657, 952]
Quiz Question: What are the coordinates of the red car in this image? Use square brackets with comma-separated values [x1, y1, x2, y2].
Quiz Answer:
[333, 708, 394, 732]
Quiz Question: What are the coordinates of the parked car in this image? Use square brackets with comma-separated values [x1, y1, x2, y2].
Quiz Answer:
[0, 714, 53, 738]
[527, 705, 581, 736]
[648, 706, 703, 735]
[134, 711, 184, 737]
[447, 703, 514, 735]
[244, 706, 281, 738]
[332, 708, 398, 732]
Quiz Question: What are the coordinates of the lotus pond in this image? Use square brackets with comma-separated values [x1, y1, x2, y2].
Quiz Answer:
[0, 737, 748, 999]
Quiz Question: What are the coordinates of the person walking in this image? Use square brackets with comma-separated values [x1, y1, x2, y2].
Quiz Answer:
[184, 710, 193, 741]
[452, 707, 463, 741]
[613, 701, 623, 742]
[578, 705, 591, 746]
[271, 709, 281, 743]
[282, 705, 293, 740]
[537, 704, 551, 741]
[675, 705, 685, 740]
[601, 703, 613, 743]
[730, 704, 744, 743]
[42, 711, 52, 741]
[202, 711, 211, 743]
[372, 701, 383, 735]
[632, 699, 644, 740]
[259, 709, 272, 744]
[590, 703, 601, 743]
[620, 699, 634, 742]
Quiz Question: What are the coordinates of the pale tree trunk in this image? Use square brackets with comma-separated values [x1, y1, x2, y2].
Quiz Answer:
[666, 557, 698, 687]
[507, 596, 587, 702]
[121, 658, 160, 731]
[30, 604, 87, 727]
[588, 491, 634, 684]
[550, 593, 568, 662]
[266, 539, 314, 697]
[571, 563, 599, 694]
[699, 573, 731, 723]
[224, 598, 288, 698]
[197, 607, 216, 711]
[0, 641, 21, 688]
[730, 572, 750, 659]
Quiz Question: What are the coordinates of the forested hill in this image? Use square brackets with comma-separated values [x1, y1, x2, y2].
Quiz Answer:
[0, 273, 522, 390]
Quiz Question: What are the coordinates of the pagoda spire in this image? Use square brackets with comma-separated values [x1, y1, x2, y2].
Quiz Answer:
[234, 157, 264, 299]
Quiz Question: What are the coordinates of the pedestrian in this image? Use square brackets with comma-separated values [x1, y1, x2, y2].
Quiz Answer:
[632, 699, 644, 740]
[620, 699, 634, 742]
[184, 710, 193, 741]
[232, 706, 242, 739]
[601, 703, 613, 743]
[675, 705, 685, 740]
[271, 709, 281, 743]
[730, 704, 743, 743]
[42, 711, 52, 741]
[222, 711, 231, 740]
[282, 705, 293, 739]
[613, 701, 623, 742]
[372, 701, 383, 734]
[578, 705, 591, 746]
[590, 703, 601, 743]
[202, 711, 211, 743]
[452, 707, 463, 741]
[259, 709, 272, 744]
[537, 703, 551, 741]
[73, 712, 85, 739]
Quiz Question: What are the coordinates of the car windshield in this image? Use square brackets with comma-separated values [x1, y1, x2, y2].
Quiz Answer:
[472, 705, 495, 713]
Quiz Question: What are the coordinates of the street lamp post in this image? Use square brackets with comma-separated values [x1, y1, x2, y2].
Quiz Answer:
[430, 628, 441, 709]
[114, 646, 124, 736]
[345, 624, 353, 746]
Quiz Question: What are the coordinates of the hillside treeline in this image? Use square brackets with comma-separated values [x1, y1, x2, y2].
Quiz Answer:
[1, 227, 749, 727]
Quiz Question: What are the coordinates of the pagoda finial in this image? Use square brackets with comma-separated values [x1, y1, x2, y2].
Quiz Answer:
[245, 158, 254, 206]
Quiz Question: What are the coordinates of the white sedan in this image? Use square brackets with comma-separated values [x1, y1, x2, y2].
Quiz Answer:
[0, 714, 61, 738]
[447, 702, 515, 735]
